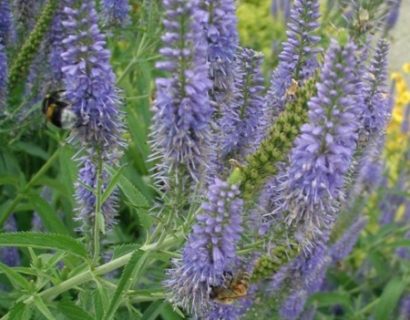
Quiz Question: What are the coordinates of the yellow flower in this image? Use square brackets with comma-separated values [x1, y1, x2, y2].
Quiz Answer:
[391, 72, 403, 81]
[386, 65, 410, 159]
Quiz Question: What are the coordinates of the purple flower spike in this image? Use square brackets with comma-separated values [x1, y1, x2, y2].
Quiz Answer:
[152, 0, 212, 183]
[220, 48, 265, 158]
[0, 216, 20, 267]
[204, 0, 238, 97]
[362, 39, 390, 137]
[0, 0, 15, 46]
[261, 0, 320, 136]
[0, 43, 7, 111]
[61, 0, 124, 153]
[165, 178, 243, 316]
[330, 217, 368, 262]
[102, 0, 130, 27]
[278, 40, 363, 246]
[61, 0, 124, 230]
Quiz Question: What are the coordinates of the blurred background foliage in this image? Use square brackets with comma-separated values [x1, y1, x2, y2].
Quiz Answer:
[0, 0, 409, 318]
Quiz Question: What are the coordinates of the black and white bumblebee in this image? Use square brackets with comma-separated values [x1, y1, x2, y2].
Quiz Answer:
[42, 90, 77, 129]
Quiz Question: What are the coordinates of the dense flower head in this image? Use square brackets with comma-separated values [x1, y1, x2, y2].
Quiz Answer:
[278, 40, 363, 245]
[220, 48, 265, 158]
[330, 217, 368, 262]
[102, 0, 130, 27]
[60, 0, 124, 230]
[61, 0, 124, 154]
[0, 0, 15, 46]
[362, 39, 390, 137]
[0, 43, 7, 111]
[165, 178, 243, 315]
[0, 216, 20, 267]
[203, 0, 238, 96]
[152, 0, 212, 182]
[259, 0, 320, 141]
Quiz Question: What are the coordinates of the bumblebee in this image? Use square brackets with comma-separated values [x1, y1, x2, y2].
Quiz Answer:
[42, 90, 77, 129]
[209, 271, 250, 305]
[285, 79, 298, 99]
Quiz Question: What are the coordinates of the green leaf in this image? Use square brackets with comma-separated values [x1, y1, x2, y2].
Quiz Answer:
[0, 232, 88, 258]
[386, 239, 410, 248]
[128, 205, 152, 230]
[103, 250, 146, 320]
[368, 252, 390, 282]
[142, 300, 167, 320]
[58, 300, 94, 320]
[309, 291, 352, 310]
[33, 296, 55, 320]
[0, 262, 31, 290]
[0, 175, 20, 187]
[107, 167, 149, 208]
[375, 277, 407, 320]
[8, 302, 32, 320]
[101, 165, 126, 204]
[11, 142, 49, 160]
[28, 193, 69, 235]
[112, 244, 139, 259]
[93, 289, 105, 320]
[160, 303, 184, 320]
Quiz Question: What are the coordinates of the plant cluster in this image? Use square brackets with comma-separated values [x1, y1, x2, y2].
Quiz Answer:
[0, 0, 409, 319]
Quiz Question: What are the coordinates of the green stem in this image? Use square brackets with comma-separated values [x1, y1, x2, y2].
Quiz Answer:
[356, 297, 380, 316]
[22, 232, 182, 304]
[93, 154, 104, 263]
[0, 148, 61, 227]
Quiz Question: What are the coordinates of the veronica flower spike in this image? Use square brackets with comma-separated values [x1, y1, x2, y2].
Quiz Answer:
[263, 0, 320, 123]
[165, 178, 243, 317]
[220, 48, 265, 159]
[204, 0, 238, 99]
[61, 0, 125, 240]
[279, 40, 363, 246]
[151, 0, 212, 186]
